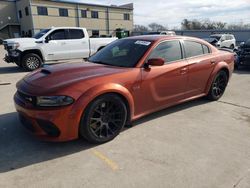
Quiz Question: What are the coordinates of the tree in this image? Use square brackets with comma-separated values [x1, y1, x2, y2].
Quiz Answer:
[181, 19, 227, 30]
[227, 23, 250, 30]
[181, 19, 190, 30]
[214, 21, 227, 29]
[133, 24, 149, 32]
[148, 22, 167, 31]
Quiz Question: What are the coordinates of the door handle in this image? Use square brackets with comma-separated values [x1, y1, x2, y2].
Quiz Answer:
[180, 67, 188, 74]
[211, 60, 216, 64]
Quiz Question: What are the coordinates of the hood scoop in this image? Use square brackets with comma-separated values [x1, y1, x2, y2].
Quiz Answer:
[40, 69, 51, 75]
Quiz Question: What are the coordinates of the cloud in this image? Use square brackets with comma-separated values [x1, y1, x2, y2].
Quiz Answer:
[59, 0, 250, 28]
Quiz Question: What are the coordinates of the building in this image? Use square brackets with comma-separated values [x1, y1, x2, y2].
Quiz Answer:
[0, 0, 133, 39]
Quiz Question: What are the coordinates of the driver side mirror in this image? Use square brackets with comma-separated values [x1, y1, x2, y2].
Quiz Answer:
[44, 37, 49, 43]
[145, 58, 165, 68]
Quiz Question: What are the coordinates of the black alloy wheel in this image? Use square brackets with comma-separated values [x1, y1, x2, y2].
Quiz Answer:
[80, 94, 127, 144]
[208, 71, 228, 100]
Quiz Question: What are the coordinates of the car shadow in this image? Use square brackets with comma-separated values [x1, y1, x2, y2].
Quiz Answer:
[131, 98, 209, 126]
[0, 112, 96, 173]
[0, 66, 26, 74]
[0, 98, 209, 173]
[0, 60, 84, 74]
[234, 67, 250, 74]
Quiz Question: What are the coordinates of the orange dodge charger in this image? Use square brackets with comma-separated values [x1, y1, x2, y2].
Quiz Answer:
[14, 35, 234, 143]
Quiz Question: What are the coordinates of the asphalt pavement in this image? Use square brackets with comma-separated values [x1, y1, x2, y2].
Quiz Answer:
[0, 45, 250, 188]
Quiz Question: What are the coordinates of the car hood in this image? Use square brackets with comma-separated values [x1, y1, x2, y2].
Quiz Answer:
[4, 38, 36, 44]
[23, 62, 131, 90]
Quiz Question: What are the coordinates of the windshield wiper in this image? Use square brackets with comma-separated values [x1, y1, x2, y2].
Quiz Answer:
[89, 60, 110, 65]
[89, 60, 128, 68]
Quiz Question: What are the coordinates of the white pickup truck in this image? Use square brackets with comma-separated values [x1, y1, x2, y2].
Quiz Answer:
[3, 27, 117, 71]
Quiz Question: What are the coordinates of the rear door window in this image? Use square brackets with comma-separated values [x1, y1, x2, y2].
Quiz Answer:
[184, 41, 204, 58]
[68, 29, 85, 39]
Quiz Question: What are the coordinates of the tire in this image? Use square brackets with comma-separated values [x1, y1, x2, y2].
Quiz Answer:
[15, 62, 23, 68]
[234, 63, 240, 70]
[230, 44, 235, 49]
[22, 53, 42, 71]
[80, 94, 127, 144]
[207, 71, 228, 101]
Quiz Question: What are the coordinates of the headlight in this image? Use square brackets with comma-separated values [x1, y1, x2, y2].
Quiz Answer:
[36, 96, 74, 107]
[12, 42, 20, 49]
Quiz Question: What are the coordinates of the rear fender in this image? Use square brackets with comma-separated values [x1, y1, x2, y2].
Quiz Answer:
[204, 61, 230, 94]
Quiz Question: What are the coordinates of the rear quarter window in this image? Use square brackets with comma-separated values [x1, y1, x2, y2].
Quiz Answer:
[68, 29, 84, 39]
[202, 44, 210, 54]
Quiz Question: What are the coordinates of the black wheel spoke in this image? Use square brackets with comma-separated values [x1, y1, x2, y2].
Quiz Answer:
[94, 108, 102, 115]
[110, 120, 120, 128]
[106, 102, 114, 113]
[211, 72, 228, 98]
[108, 126, 114, 135]
[90, 120, 99, 127]
[90, 117, 101, 122]
[88, 98, 126, 140]
[94, 125, 102, 134]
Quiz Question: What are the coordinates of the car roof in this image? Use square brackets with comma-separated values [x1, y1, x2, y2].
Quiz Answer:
[50, 27, 83, 29]
[211, 34, 234, 37]
[211, 34, 223, 37]
[126, 35, 206, 43]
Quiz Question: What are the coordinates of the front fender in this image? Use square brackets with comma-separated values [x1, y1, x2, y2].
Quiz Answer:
[70, 83, 135, 130]
[204, 61, 230, 94]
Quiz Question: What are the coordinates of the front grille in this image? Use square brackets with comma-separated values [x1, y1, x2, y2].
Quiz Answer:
[19, 114, 35, 132]
[37, 119, 60, 137]
[3, 44, 12, 51]
[17, 91, 36, 106]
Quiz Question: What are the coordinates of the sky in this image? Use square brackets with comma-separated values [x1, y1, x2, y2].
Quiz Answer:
[60, 0, 250, 28]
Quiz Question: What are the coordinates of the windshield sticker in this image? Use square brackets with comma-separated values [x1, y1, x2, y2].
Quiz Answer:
[135, 41, 151, 46]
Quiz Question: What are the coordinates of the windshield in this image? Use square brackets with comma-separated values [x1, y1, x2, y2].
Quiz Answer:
[88, 39, 153, 67]
[33, 29, 51, 39]
[204, 38, 217, 43]
[246, 39, 250, 46]
[210, 35, 221, 41]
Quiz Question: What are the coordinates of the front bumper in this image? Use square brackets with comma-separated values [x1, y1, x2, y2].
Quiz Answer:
[4, 51, 21, 63]
[238, 55, 250, 66]
[14, 92, 81, 142]
[4, 54, 19, 63]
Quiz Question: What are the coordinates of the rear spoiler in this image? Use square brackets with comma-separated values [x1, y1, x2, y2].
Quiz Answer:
[218, 48, 235, 53]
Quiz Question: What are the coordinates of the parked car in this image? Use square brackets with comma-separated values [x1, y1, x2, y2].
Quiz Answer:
[205, 34, 236, 49]
[235, 39, 250, 69]
[3, 27, 117, 71]
[143, 31, 161, 35]
[203, 37, 218, 46]
[14, 35, 234, 143]
[160, 31, 176, 36]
